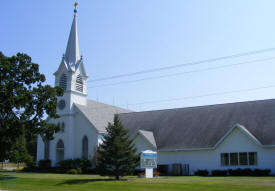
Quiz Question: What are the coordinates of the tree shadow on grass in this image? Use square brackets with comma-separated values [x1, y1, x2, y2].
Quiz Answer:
[0, 174, 17, 181]
[57, 178, 128, 185]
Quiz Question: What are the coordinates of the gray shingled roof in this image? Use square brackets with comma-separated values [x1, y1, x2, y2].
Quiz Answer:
[118, 99, 275, 150]
[75, 99, 131, 132]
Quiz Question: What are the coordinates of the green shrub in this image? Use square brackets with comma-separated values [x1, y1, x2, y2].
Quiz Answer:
[57, 158, 92, 174]
[26, 160, 36, 168]
[228, 168, 270, 176]
[58, 159, 75, 169]
[243, 168, 253, 176]
[212, 170, 227, 176]
[194, 169, 209, 176]
[74, 158, 92, 172]
[254, 169, 271, 176]
[77, 168, 82, 174]
[66, 169, 78, 174]
[55, 168, 66, 174]
[38, 159, 51, 170]
[229, 168, 247, 176]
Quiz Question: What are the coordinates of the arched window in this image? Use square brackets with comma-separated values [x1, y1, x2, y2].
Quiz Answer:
[56, 139, 64, 163]
[59, 74, 67, 90]
[44, 139, 50, 160]
[61, 122, 65, 133]
[57, 122, 61, 133]
[75, 74, 83, 92]
[82, 136, 88, 159]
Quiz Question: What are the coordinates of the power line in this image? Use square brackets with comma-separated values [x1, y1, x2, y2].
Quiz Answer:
[88, 47, 275, 83]
[88, 56, 275, 89]
[124, 85, 275, 107]
[87, 84, 275, 110]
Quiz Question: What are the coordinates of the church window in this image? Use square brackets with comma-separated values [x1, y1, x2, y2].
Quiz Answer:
[75, 74, 83, 92]
[61, 122, 65, 133]
[249, 152, 257, 165]
[58, 100, 66, 110]
[56, 139, 65, 163]
[221, 153, 229, 166]
[239, 152, 248, 165]
[59, 74, 67, 90]
[44, 139, 50, 160]
[82, 136, 88, 159]
[229, 153, 238, 166]
[220, 152, 258, 166]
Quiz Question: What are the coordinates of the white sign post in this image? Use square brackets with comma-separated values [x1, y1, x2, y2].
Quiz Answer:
[140, 150, 157, 178]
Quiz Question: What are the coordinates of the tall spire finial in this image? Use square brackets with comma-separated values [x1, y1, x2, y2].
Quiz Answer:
[74, 2, 78, 16]
[64, 1, 80, 66]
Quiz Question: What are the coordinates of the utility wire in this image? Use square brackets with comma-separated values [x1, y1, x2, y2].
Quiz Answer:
[88, 47, 275, 83]
[87, 84, 275, 110]
[125, 85, 275, 107]
[88, 56, 275, 89]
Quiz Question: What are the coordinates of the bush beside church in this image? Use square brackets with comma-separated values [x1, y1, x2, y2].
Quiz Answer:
[24, 158, 93, 174]
[194, 168, 271, 176]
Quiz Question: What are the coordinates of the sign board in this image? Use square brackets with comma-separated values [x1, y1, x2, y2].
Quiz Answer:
[140, 151, 157, 169]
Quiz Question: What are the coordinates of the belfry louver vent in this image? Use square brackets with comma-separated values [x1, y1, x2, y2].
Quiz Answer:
[75, 74, 83, 92]
[59, 74, 67, 90]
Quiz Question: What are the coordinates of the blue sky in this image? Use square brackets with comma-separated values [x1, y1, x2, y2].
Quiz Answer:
[2, 0, 275, 111]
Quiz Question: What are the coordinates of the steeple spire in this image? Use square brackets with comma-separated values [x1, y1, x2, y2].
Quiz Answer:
[64, 2, 80, 67]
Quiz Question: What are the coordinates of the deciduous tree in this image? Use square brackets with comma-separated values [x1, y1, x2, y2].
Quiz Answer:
[0, 52, 63, 162]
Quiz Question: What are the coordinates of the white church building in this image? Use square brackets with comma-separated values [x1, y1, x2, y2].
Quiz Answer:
[37, 4, 275, 175]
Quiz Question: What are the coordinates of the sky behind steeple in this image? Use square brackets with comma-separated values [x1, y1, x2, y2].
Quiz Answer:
[2, 0, 275, 112]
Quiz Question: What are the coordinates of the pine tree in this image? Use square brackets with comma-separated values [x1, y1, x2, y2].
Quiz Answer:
[96, 114, 139, 180]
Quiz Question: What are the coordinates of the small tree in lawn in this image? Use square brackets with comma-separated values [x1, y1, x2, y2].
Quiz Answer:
[96, 114, 139, 180]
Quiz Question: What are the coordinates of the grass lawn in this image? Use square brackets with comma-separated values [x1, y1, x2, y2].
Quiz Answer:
[0, 172, 275, 191]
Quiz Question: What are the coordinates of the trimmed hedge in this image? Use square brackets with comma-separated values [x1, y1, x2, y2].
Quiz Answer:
[228, 168, 271, 176]
[194, 169, 209, 176]
[195, 168, 271, 176]
[38, 159, 51, 170]
[208, 168, 271, 176]
[24, 158, 93, 174]
[211, 170, 227, 176]
[253, 169, 271, 176]
[57, 158, 91, 172]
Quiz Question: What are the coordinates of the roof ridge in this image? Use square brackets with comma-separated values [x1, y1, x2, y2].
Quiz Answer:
[119, 98, 275, 115]
[75, 98, 132, 112]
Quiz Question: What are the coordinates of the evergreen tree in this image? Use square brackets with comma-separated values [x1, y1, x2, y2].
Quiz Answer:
[96, 114, 139, 180]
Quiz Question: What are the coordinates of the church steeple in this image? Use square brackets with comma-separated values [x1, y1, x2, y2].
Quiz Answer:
[64, 2, 80, 67]
[54, 2, 88, 111]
